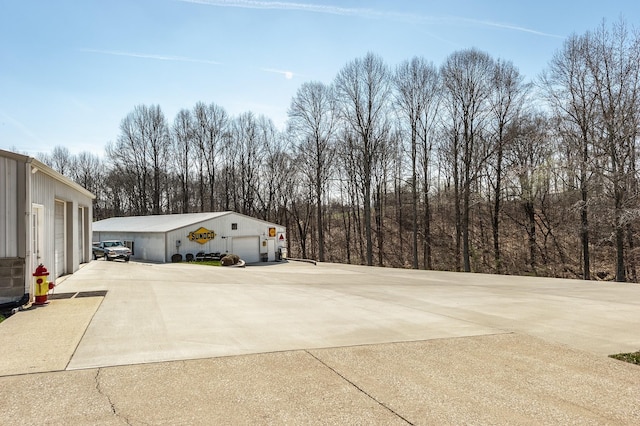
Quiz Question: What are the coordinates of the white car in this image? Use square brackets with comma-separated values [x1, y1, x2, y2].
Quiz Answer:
[92, 240, 131, 262]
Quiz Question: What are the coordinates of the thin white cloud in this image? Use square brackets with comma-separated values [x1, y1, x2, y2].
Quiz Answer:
[179, 0, 383, 18]
[178, 0, 563, 39]
[80, 48, 222, 65]
[262, 68, 295, 79]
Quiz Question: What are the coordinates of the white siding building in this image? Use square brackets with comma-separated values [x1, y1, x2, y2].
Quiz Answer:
[0, 149, 95, 309]
[92, 212, 287, 264]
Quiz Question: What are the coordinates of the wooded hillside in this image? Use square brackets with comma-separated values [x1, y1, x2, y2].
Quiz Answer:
[39, 20, 640, 282]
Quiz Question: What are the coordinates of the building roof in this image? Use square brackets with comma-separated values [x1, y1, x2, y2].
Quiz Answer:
[93, 212, 232, 233]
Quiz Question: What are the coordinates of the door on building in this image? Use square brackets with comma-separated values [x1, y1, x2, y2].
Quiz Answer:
[32, 204, 44, 273]
[267, 239, 275, 261]
[232, 236, 260, 263]
[54, 200, 65, 278]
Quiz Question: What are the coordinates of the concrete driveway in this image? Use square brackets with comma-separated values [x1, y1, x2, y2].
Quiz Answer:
[59, 260, 640, 368]
[1, 260, 639, 424]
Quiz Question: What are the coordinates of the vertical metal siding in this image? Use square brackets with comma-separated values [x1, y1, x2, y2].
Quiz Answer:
[0, 155, 25, 305]
[31, 171, 93, 275]
[0, 156, 18, 257]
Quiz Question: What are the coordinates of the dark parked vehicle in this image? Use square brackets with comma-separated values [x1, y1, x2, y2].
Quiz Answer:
[93, 240, 131, 262]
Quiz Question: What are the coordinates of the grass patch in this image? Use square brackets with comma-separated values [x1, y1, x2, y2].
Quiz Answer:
[609, 351, 640, 365]
[0, 315, 4, 324]
[186, 260, 221, 267]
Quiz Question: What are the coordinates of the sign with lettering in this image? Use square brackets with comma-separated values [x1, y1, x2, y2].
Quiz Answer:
[188, 227, 216, 244]
[268, 227, 276, 237]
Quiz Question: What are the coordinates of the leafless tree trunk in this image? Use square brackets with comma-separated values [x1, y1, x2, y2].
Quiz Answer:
[508, 113, 553, 273]
[335, 52, 392, 266]
[108, 104, 169, 216]
[489, 59, 529, 273]
[230, 112, 264, 216]
[586, 19, 640, 282]
[288, 82, 337, 262]
[194, 102, 229, 212]
[441, 48, 495, 272]
[172, 109, 195, 213]
[256, 116, 287, 222]
[541, 33, 598, 280]
[39, 146, 72, 176]
[394, 57, 440, 269]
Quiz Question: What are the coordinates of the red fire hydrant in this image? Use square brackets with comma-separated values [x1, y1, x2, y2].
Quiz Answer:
[33, 264, 55, 306]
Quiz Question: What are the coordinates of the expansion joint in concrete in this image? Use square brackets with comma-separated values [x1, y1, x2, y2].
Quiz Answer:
[305, 350, 414, 425]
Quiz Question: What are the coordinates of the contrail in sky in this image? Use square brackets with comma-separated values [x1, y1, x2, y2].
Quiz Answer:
[179, 0, 384, 17]
[462, 18, 563, 38]
[79, 49, 222, 65]
[179, 0, 563, 38]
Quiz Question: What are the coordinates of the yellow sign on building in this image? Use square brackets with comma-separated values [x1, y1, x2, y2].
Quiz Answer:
[188, 227, 216, 244]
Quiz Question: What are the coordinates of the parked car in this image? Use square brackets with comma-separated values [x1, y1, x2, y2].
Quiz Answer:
[93, 240, 131, 262]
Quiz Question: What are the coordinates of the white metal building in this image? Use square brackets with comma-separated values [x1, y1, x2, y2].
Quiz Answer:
[92, 212, 287, 264]
[0, 149, 95, 309]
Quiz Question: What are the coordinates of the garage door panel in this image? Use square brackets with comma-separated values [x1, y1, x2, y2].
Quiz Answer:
[232, 237, 259, 263]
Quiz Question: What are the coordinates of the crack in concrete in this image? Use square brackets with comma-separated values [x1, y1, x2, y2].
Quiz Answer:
[94, 368, 132, 425]
[305, 350, 414, 425]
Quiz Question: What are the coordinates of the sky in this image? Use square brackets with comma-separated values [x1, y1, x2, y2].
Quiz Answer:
[1, 0, 639, 157]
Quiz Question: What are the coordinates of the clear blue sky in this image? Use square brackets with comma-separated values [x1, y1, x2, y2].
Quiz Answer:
[1, 0, 638, 156]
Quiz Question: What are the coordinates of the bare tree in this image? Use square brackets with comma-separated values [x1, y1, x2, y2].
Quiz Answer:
[255, 115, 285, 222]
[71, 151, 101, 191]
[231, 112, 264, 216]
[193, 102, 229, 211]
[541, 33, 598, 280]
[146, 105, 170, 214]
[287, 81, 337, 262]
[394, 56, 440, 269]
[507, 113, 553, 271]
[335, 127, 365, 263]
[488, 59, 529, 273]
[107, 104, 170, 215]
[172, 108, 195, 213]
[39, 145, 72, 176]
[335, 52, 392, 266]
[441, 48, 495, 272]
[586, 20, 640, 282]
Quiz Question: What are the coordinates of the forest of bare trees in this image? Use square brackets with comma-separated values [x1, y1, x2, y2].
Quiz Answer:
[39, 20, 640, 282]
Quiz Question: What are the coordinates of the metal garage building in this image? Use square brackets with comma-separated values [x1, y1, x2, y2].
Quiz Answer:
[0, 149, 95, 309]
[92, 212, 287, 264]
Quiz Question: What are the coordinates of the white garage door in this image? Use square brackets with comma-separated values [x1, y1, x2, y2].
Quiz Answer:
[54, 200, 65, 277]
[232, 236, 260, 263]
